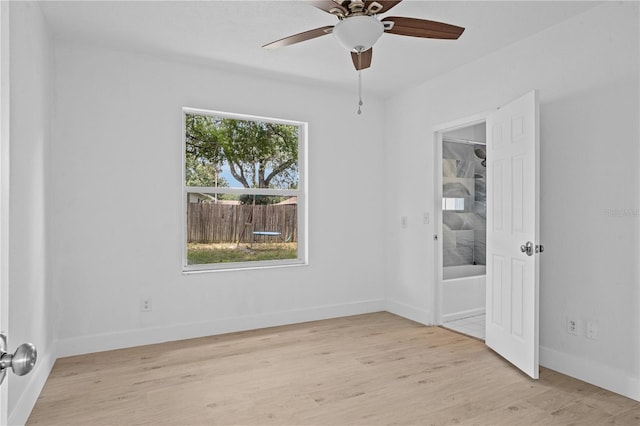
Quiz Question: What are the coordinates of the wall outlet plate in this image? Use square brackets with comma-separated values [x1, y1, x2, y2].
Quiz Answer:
[141, 297, 152, 312]
[566, 317, 578, 335]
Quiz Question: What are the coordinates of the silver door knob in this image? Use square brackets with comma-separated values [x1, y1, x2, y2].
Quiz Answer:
[0, 333, 37, 385]
[520, 241, 534, 256]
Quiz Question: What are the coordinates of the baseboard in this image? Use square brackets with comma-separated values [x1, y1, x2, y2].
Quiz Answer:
[540, 345, 640, 402]
[442, 308, 485, 323]
[56, 299, 385, 358]
[8, 342, 57, 426]
[384, 299, 431, 325]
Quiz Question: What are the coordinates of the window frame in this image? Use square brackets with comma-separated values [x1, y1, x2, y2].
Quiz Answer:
[442, 197, 466, 211]
[181, 107, 308, 273]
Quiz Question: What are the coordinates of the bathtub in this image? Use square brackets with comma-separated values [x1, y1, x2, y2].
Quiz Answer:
[442, 265, 486, 322]
[443, 264, 486, 280]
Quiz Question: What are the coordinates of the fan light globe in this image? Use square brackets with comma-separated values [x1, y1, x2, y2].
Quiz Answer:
[333, 15, 384, 52]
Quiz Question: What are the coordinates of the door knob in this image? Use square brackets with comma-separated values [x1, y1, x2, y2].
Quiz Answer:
[0, 333, 37, 385]
[520, 241, 534, 256]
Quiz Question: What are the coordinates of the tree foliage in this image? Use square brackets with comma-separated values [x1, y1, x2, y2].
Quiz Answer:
[185, 154, 229, 188]
[185, 114, 225, 187]
[185, 114, 299, 191]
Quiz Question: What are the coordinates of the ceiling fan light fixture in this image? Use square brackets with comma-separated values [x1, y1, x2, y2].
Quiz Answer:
[333, 15, 384, 53]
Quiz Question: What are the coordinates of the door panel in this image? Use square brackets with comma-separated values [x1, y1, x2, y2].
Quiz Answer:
[491, 254, 504, 326]
[485, 91, 540, 379]
[511, 258, 525, 337]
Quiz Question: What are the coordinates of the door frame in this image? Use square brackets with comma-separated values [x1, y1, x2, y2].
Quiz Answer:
[0, 1, 10, 423]
[432, 111, 491, 326]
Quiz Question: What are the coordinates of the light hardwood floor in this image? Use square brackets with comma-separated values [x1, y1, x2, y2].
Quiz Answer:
[28, 312, 639, 425]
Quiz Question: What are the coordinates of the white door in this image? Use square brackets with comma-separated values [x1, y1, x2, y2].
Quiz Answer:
[485, 91, 540, 379]
[0, 1, 9, 422]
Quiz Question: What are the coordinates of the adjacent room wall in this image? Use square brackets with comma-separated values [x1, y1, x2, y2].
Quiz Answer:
[8, 1, 56, 423]
[50, 42, 387, 356]
[384, 2, 639, 400]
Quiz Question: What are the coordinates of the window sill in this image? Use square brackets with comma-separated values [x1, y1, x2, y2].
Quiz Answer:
[182, 259, 308, 274]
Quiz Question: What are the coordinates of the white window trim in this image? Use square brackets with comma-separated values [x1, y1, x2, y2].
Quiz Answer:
[182, 107, 308, 273]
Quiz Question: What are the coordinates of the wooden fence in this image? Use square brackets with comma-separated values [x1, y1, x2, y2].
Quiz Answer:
[187, 203, 297, 244]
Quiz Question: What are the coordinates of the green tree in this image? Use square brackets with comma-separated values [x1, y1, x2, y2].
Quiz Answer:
[185, 114, 224, 167]
[185, 114, 299, 192]
[217, 118, 298, 190]
[185, 154, 229, 187]
[185, 114, 228, 189]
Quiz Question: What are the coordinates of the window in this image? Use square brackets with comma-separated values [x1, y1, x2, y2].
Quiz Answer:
[183, 108, 306, 271]
[442, 197, 465, 211]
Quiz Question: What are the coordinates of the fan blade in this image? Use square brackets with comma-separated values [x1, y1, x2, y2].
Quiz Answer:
[263, 25, 334, 49]
[382, 16, 465, 39]
[351, 48, 373, 70]
[366, 1, 402, 14]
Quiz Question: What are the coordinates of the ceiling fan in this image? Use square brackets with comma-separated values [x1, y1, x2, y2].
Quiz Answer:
[263, 0, 465, 71]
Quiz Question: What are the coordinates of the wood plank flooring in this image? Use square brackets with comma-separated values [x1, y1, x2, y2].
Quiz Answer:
[28, 312, 639, 425]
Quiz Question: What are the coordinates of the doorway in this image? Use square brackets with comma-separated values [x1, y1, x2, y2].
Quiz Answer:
[433, 91, 540, 379]
[437, 122, 487, 340]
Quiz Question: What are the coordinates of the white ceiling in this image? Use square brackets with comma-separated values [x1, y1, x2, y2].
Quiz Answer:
[39, 1, 600, 98]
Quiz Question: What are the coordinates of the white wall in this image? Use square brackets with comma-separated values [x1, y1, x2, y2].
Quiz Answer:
[50, 43, 387, 356]
[384, 2, 639, 400]
[8, 2, 56, 424]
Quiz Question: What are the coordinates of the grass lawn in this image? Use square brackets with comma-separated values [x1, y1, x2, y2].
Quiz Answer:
[188, 242, 297, 264]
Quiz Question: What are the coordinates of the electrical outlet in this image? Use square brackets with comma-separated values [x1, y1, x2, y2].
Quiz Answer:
[586, 320, 599, 340]
[566, 317, 578, 335]
[401, 216, 408, 229]
[141, 297, 152, 312]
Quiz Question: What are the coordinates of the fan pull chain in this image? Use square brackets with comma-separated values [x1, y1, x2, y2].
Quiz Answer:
[357, 69, 363, 115]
